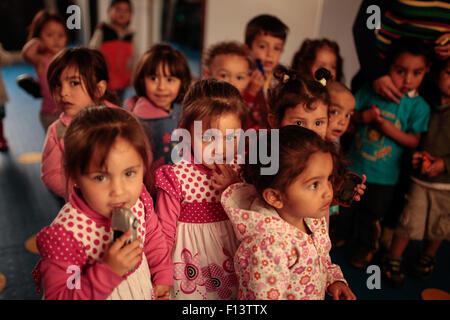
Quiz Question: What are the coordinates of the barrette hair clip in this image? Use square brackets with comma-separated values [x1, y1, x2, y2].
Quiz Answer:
[283, 73, 290, 83]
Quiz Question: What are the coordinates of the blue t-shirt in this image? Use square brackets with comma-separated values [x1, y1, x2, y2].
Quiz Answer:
[348, 84, 430, 186]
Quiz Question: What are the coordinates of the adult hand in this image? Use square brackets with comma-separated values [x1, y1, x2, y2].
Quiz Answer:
[435, 33, 450, 60]
[373, 75, 403, 104]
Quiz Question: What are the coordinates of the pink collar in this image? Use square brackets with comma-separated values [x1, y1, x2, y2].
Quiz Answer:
[127, 96, 171, 120]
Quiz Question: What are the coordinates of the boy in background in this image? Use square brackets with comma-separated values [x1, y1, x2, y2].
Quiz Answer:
[89, 0, 134, 103]
[243, 14, 289, 129]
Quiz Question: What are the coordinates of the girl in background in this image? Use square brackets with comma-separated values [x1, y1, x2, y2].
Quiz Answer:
[41, 48, 124, 200]
[221, 125, 356, 300]
[22, 10, 68, 131]
[126, 43, 191, 170]
[33, 106, 172, 299]
[291, 38, 343, 82]
[155, 79, 246, 299]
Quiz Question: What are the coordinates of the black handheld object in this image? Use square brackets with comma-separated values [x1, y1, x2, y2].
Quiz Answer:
[111, 207, 139, 245]
[334, 172, 363, 207]
[255, 58, 265, 76]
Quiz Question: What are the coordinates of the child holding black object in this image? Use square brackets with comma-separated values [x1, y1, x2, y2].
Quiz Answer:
[33, 106, 172, 300]
[346, 38, 431, 269]
[382, 58, 450, 287]
[222, 125, 356, 300]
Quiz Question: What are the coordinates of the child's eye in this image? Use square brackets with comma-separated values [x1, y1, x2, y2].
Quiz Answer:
[295, 120, 304, 127]
[70, 81, 80, 86]
[203, 135, 213, 142]
[330, 110, 339, 116]
[346, 113, 352, 119]
[237, 75, 245, 81]
[315, 120, 323, 126]
[309, 182, 318, 190]
[274, 46, 282, 52]
[219, 73, 229, 80]
[93, 175, 106, 182]
[150, 76, 158, 81]
[414, 71, 423, 76]
[125, 170, 136, 177]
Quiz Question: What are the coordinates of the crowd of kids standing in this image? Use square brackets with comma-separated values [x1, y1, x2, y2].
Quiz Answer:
[0, 0, 449, 299]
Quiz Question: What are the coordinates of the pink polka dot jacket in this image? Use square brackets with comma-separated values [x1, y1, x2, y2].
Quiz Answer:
[221, 183, 348, 300]
[32, 184, 173, 300]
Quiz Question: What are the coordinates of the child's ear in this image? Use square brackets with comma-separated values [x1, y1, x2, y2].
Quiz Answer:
[267, 113, 278, 129]
[262, 188, 284, 209]
[96, 80, 107, 98]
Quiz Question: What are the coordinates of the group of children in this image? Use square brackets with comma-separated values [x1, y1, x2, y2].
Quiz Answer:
[0, 0, 447, 300]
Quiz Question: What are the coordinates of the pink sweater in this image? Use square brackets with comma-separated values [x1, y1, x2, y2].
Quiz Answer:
[41, 101, 123, 199]
[33, 184, 173, 299]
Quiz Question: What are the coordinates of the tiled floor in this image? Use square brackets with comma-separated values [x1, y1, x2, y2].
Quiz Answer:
[0, 55, 448, 300]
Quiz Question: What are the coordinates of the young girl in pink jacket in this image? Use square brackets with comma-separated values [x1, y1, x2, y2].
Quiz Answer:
[41, 48, 124, 200]
[221, 125, 356, 300]
[33, 106, 173, 300]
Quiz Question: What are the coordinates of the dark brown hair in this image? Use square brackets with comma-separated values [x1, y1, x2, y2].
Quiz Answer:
[179, 79, 248, 131]
[245, 14, 289, 47]
[64, 106, 151, 182]
[291, 38, 343, 82]
[47, 47, 120, 106]
[134, 43, 192, 103]
[27, 10, 67, 41]
[243, 125, 343, 195]
[203, 41, 252, 72]
[269, 65, 330, 126]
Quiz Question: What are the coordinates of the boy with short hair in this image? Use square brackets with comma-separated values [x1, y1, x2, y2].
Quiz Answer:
[243, 14, 289, 129]
[203, 41, 252, 96]
[89, 0, 134, 102]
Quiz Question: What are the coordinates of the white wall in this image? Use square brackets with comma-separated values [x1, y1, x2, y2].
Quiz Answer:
[318, 0, 362, 87]
[204, 0, 324, 68]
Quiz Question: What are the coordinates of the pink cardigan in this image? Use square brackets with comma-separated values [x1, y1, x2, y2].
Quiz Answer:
[41, 101, 132, 199]
[33, 184, 173, 299]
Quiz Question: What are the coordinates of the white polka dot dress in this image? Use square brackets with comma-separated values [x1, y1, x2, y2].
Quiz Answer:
[155, 159, 240, 300]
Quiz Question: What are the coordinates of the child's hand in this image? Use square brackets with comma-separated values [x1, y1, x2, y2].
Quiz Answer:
[362, 105, 381, 123]
[421, 152, 446, 177]
[353, 174, 366, 202]
[102, 230, 142, 277]
[212, 164, 241, 192]
[328, 281, 357, 300]
[411, 151, 424, 169]
[153, 285, 170, 300]
[246, 70, 265, 97]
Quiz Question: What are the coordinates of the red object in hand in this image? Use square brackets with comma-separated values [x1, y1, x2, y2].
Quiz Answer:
[422, 154, 432, 171]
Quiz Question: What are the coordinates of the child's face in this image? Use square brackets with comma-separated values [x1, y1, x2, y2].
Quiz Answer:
[40, 20, 67, 55]
[326, 90, 355, 142]
[389, 52, 428, 94]
[53, 66, 98, 117]
[191, 113, 242, 171]
[75, 137, 144, 219]
[438, 62, 450, 103]
[277, 151, 333, 224]
[310, 46, 337, 81]
[249, 32, 284, 75]
[279, 101, 328, 139]
[109, 2, 132, 28]
[145, 63, 181, 111]
[206, 54, 251, 94]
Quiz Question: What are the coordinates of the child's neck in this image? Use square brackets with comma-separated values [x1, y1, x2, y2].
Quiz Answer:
[441, 95, 450, 106]
[110, 21, 127, 32]
[277, 210, 311, 234]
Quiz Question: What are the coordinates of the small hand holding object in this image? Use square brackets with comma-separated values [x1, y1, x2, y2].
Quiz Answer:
[435, 33, 450, 60]
[153, 285, 170, 300]
[362, 105, 380, 123]
[247, 69, 265, 97]
[212, 164, 241, 192]
[328, 281, 357, 300]
[103, 230, 142, 277]
[411, 151, 424, 169]
[353, 174, 367, 202]
[420, 152, 445, 178]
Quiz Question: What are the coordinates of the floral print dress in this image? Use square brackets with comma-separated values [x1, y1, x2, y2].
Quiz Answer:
[155, 159, 240, 299]
[221, 183, 348, 300]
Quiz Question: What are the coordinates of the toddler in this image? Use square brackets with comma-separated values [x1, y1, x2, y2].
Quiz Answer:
[222, 125, 356, 300]
[33, 106, 173, 299]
